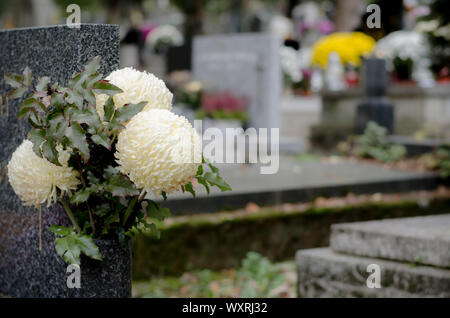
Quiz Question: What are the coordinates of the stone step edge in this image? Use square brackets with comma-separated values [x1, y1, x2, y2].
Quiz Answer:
[164, 173, 441, 215]
[296, 248, 450, 298]
[329, 216, 450, 268]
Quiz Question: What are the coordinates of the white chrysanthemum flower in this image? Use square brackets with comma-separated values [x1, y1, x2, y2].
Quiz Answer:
[115, 109, 202, 194]
[7, 140, 80, 208]
[95, 67, 173, 120]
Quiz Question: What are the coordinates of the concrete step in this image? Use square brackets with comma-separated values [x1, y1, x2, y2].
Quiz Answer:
[296, 248, 450, 298]
[330, 214, 450, 268]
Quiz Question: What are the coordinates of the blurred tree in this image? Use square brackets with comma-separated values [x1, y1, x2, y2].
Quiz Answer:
[172, 0, 208, 42]
[334, 0, 362, 31]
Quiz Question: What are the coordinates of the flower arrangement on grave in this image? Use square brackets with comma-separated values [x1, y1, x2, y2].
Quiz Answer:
[196, 92, 248, 124]
[179, 81, 204, 111]
[417, 0, 450, 78]
[280, 46, 303, 87]
[5, 57, 231, 265]
[375, 31, 431, 82]
[146, 24, 184, 54]
[311, 32, 376, 68]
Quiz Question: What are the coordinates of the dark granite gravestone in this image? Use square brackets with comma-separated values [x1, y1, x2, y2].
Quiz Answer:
[355, 58, 394, 134]
[0, 24, 130, 297]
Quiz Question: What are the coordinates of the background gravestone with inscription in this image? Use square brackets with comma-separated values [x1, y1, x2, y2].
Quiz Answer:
[0, 24, 123, 297]
[192, 33, 281, 130]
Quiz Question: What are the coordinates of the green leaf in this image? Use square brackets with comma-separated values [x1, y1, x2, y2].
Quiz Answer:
[146, 201, 170, 221]
[19, 96, 36, 108]
[51, 228, 102, 265]
[208, 162, 219, 173]
[55, 235, 81, 265]
[112, 102, 146, 123]
[103, 97, 115, 122]
[8, 86, 28, 99]
[77, 234, 102, 261]
[41, 137, 60, 165]
[70, 188, 91, 204]
[103, 166, 119, 179]
[69, 108, 101, 131]
[196, 176, 210, 195]
[4, 73, 24, 88]
[92, 80, 123, 96]
[65, 89, 84, 109]
[184, 181, 195, 198]
[83, 56, 101, 76]
[91, 132, 110, 150]
[196, 164, 203, 176]
[203, 172, 232, 192]
[48, 111, 67, 139]
[82, 88, 96, 107]
[85, 73, 103, 88]
[65, 122, 89, 162]
[28, 115, 42, 129]
[28, 129, 46, 158]
[17, 105, 34, 119]
[87, 171, 100, 185]
[48, 225, 73, 236]
[161, 191, 167, 201]
[68, 72, 84, 89]
[36, 76, 50, 91]
[106, 120, 124, 132]
[50, 92, 65, 109]
[104, 175, 139, 197]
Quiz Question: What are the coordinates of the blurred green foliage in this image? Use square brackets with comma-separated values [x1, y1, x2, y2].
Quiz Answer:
[355, 121, 406, 162]
[133, 252, 291, 298]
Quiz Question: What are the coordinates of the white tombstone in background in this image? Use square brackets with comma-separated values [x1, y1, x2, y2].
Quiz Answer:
[193, 33, 281, 131]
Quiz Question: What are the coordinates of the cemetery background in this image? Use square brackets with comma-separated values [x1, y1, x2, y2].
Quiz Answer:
[0, 0, 450, 298]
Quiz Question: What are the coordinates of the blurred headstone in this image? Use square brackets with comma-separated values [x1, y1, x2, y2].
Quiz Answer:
[355, 57, 394, 134]
[192, 34, 281, 130]
[0, 24, 119, 297]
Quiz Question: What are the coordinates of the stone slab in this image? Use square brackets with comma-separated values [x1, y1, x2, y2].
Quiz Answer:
[387, 135, 445, 157]
[0, 24, 119, 297]
[296, 248, 450, 298]
[159, 159, 441, 214]
[331, 214, 450, 268]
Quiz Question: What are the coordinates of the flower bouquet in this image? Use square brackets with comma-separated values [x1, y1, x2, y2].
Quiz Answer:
[4, 57, 230, 269]
[311, 32, 375, 68]
[194, 92, 248, 136]
[375, 31, 431, 83]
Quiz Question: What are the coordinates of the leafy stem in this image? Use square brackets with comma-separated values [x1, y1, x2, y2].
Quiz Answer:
[61, 196, 81, 233]
[76, 156, 96, 234]
[122, 194, 139, 226]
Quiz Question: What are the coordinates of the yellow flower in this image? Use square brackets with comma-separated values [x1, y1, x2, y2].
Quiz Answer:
[312, 32, 376, 68]
[7, 140, 80, 208]
[115, 109, 202, 195]
[95, 67, 173, 121]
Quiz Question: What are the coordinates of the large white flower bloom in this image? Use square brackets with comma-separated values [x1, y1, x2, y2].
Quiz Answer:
[95, 67, 173, 120]
[115, 109, 202, 194]
[375, 31, 430, 66]
[280, 46, 303, 83]
[7, 140, 80, 208]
